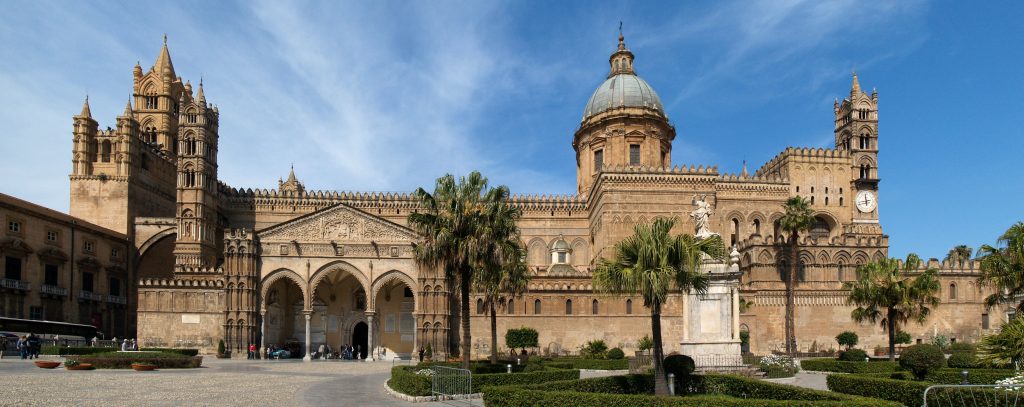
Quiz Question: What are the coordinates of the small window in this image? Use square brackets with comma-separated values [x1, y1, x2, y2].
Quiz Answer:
[109, 278, 121, 297]
[29, 306, 43, 320]
[477, 298, 484, 315]
[4, 256, 22, 280]
[46, 230, 59, 242]
[592, 299, 598, 315]
[949, 283, 957, 300]
[557, 252, 567, 264]
[565, 299, 572, 315]
[111, 248, 120, 260]
[145, 96, 158, 109]
[8, 220, 21, 233]
[982, 313, 990, 330]
[507, 299, 514, 315]
[44, 264, 59, 286]
[629, 144, 640, 166]
[83, 241, 95, 253]
[625, 299, 633, 315]
[534, 299, 541, 315]
[594, 150, 604, 172]
[82, 271, 94, 292]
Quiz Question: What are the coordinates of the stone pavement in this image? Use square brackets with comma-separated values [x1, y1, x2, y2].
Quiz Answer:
[0, 357, 480, 406]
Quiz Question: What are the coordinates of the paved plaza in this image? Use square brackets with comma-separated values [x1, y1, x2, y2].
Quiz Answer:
[0, 357, 476, 407]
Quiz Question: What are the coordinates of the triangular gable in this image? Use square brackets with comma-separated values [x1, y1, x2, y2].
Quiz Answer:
[257, 203, 419, 243]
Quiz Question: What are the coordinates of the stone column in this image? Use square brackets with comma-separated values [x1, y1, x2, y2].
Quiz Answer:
[365, 311, 376, 361]
[732, 287, 740, 341]
[302, 311, 312, 361]
[259, 309, 266, 359]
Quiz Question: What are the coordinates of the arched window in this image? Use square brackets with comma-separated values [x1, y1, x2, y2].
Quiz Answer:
[809, 216, 831, 239]
[949, 283, 957, 300]
[565, 299, 572, 315]
[753, 219, 761, 235]
[507, 299, 514, 315]
[88, 139, 98, 162]
[798, 261, 807, 282]
[534, 299, 541, 315]
[731, 218, 740, 246]
[625, 299, 633, 315]
[100, 140, 112, 162]
[837, 262, 845, 281]
[476, 298, 484, 315]
[592, 299, 598, 315]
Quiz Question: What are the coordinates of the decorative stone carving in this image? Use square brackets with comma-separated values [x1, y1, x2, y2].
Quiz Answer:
[690, 195, 717, 239]
[258, 203, 419, 243]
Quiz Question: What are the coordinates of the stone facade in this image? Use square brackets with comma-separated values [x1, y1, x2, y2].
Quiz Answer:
[0, 193, 132, 338]
[54, 33, 997, 358]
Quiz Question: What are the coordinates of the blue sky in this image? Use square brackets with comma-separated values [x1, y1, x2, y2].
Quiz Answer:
[0, 1, 1020, 259]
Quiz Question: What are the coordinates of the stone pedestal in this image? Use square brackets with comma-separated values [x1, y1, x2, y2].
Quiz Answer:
[679, 250, 743, 368]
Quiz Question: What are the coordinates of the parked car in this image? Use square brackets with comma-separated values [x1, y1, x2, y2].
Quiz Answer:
[271, 349, 291, 359]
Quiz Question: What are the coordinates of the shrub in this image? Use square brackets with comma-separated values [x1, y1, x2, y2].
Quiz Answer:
[472, 369, 579, 393]
[899, 344, 946, 380]
[582, 340, 608, 358]
[839, 348, 868, 362]
[894, 331, 912, 345]
[140, 348, 200, 357]
[41, 346, 114, 356]
[389, 366, 431, 396]
[978, 315, 1024, 367]
[607, 348, 625, 360]
[828, 372, 1011, 406]
[799, 358, 898, 373]
[217, 339, 226, 356]
[68, 352, 202, 369]
[925, 368, 1018, 384]
[948, 342, 975, 354]
[424, 343, 433, 360]
[545, 358, 628, 370]
[947, 352, 977, 368]
[636, 335, 653, 352]
[758, 354, 799, 378]
[506, 327, 539, 352]
[929, 334, 950, 349]
[836, 331, 859, 350]
[663, 355, 695, 378]
[739, 331, 750, 347]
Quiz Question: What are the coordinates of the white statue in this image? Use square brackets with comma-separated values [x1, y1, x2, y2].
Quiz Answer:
[690, 195, 717, 239]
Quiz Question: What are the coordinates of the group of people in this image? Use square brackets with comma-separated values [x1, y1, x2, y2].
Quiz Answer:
[13, 334, 42, 359]
[314, 343, 362, 360]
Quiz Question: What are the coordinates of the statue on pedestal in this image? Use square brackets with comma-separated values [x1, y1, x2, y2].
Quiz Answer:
[690, 195, 717, 239]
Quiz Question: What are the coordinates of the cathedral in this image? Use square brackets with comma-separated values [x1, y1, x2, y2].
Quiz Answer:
[63, 33, 995, 360]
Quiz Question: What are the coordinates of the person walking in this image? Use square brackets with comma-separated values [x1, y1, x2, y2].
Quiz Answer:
[248, 343, 256, 360]
[17, 335, 27, 359]
[418, 346, 425, 363]
[27, 334, 40, 359]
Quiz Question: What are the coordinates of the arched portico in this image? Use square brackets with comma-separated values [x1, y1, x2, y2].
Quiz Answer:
[370, 269, 417, 359]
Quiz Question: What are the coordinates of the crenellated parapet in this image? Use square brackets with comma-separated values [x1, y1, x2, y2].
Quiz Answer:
[737, 232, 889, 250]
[754, 147, 850, 178]
[138, 276, 224, 288]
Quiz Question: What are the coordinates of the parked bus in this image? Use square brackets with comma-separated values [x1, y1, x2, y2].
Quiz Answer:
[0, 317, 98, 340]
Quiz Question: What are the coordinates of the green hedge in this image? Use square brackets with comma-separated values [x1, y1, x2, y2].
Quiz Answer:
[924, 368, 1017, 385]
[827, 373, 1013, 406]
[800, 358, 898, 373]
[140, 348, 200, 357]
[41, 346, 116, 356]
[516, 374, 653, 394]
[388, 366, 432, 397]
[482, 388, 896, 407]
[67, 352, 202, 369]
[472, 369, 580, 393]
[546, 358, 629, 370]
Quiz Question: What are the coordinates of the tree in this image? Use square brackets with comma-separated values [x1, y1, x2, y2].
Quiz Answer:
[505, 327, 539, 353]
[835, 331, 859, 350]
[408, 171, 509, 369]
[593, 217, 725, 395]
[844, 253, 941, 362]
[977, 315, 1024, 369]
[474, 194, 530, 364]
[779, 196, 814, 354]
[977, 222, 1024, 313]
[945, 245, 973, 268]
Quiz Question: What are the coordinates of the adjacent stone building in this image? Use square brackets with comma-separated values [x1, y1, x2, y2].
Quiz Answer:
[53, 33, 998, 358]
[0, 193, 132, 338]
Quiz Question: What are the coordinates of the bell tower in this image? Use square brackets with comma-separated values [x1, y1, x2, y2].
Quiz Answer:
[173, 80, 221, 267]
[133, 35, 186, 156]
[834, 72, 880, 224]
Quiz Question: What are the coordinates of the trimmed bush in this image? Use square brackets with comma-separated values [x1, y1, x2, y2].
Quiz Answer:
[607, 347, 625, 360]
[663, 355, 695, 377]
[482, 388, 897, 406]
[899, 344, 945, 380]
[506, 328, 539, 352]
[388, 366, 431, 396]
[839, 348, 868, 362]
[925, 368, 1017, 384]
[68, 352, 202, 369]
[948, 342, 975, 354]
[472, 369, 580, 392]
[140, 348, 200, 357]
[947, 352, 977, 368]
[41, 346, 113, 356]
[836, 331, 859, 350]
[581, 340, 608, 358]
[828, 372, 1013, 406]
[546, 358, 629, 370]
[894, 331, 912, 345]
[800, 358, 897, 373]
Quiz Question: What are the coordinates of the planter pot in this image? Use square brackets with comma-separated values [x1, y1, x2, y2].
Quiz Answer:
[131, 364, 157, 371]
[34, 360, 61, 369]
[66, 363, 94, 370]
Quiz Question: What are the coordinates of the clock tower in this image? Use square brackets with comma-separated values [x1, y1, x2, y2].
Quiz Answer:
[834, 72, 880, 225]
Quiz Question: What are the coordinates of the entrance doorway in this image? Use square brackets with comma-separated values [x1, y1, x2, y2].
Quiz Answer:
[352, 322, 368, 359]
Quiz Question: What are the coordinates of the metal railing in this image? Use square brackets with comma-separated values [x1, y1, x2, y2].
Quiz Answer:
[106, 295, 127, 304]
[40, 284, 68, 296]
[431, 365, 473, 401]
[922, 384, 1022, 407]
[0, 278, 30, 291]
[694, 354, 745, 368]
[78, 290, 104, 301]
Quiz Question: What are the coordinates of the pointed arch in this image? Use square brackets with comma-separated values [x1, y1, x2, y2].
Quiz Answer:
[260, 268, 307, 311]
[309, 260, 370, 305]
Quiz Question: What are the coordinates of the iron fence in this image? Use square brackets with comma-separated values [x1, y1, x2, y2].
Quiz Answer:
[431, 365, 473, 402]
[923, 384, 1022, 407]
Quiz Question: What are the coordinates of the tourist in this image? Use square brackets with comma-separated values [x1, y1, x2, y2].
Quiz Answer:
[356, 345, 361, 360]
[318, 344, 325, 360]
[27, 334, 40, 359]
[418, 346, 425, 362]
[17, 335, 27, 359]
[248, 343, 256, 360]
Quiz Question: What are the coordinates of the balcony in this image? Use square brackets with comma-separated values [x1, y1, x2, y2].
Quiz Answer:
[0, 278, 30, 292]
[106, 294, 127, 305]
[78, 290, 104, 302]
[40, 284, 68, 296]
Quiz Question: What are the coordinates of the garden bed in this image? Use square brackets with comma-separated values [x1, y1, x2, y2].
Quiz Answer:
[387, 365, 580, 396]
[67, 351, 203, 369]
[827, 369, 1019, 406]
[800, 358, 898, 373]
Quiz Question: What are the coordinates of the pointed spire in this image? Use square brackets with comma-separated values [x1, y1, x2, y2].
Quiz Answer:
[850, 69, 861, 94]
[608, 24, 635, 77]
[741, 160, 749, 178]
[153, 34, 176, 79]
[196, 77, 206, 104]
[287, 163, 297, 183]
[122, 97, 134, 116]
[79, 95, 92, 118]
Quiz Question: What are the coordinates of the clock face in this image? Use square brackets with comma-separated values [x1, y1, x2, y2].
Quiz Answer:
[855, 191, 877, 213]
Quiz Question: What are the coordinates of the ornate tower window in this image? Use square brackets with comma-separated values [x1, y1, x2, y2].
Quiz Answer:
[629, 144, 640, 166]
[550, 235, 571, 265]
[593, 149, 603, 172]
[145, 95, 158, 109]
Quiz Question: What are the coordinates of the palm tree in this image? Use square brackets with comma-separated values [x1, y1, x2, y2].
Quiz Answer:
[779, 196, 814, 354]
[944, 245, 973, 268]
[408, 171, 508, 369]
[475, 196, 530, 364]
[593, 217, 725, 395]
[844, 253, 941, 361]
[977, 222, 1024, 313]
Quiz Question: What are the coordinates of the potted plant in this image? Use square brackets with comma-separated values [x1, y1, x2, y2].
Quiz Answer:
[131, 361, 157, 371]
[64, 359, 94, 370]
[216, 339, 230, 359]
[34, 360, 61, 369]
